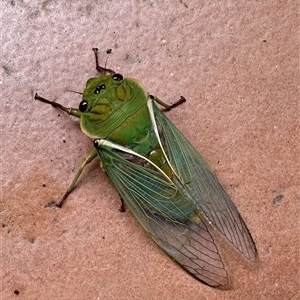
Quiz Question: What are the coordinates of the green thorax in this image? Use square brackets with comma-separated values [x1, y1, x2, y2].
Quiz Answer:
[80, 75, 158, 156]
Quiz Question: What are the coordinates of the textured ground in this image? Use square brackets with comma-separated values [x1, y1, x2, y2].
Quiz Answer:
[2, 1, 299, 299]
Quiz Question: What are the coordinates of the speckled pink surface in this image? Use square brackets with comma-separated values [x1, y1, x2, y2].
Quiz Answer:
[2, 1, 299, 299]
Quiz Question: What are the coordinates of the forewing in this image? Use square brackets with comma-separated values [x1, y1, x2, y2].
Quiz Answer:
[97, 146, 229, 288]
[153, 103, 257, 263]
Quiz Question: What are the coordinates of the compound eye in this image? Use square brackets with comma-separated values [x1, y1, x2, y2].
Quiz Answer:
[112, 73, 123, 81]
[94, 84, 106, 94]
[79, 100, 88, 112]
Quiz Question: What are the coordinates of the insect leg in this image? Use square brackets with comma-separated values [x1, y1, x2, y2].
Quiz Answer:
[56, 149, 98, 207]
[148, 95, 186, 111]
[118, 196, 126, 212]
[35, 93, 82, 118]
[92, 48, 116, 75]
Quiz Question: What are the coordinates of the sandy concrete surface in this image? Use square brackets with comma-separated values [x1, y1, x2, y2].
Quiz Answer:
[2, 1, 299, 299]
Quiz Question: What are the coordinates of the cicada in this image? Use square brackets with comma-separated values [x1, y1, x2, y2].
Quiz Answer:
[35, 48, 257, 289]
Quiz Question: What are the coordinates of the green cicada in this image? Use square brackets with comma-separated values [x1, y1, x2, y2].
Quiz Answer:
[35, 48, 257, 289]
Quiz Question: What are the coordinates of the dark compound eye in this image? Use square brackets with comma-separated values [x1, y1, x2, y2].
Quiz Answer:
[79, 100, 88, 112]
[112, 73, 123, 81]
[94, 84, 106, 94]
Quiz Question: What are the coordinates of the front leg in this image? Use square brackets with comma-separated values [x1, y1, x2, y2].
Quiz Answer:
[35, 93, 82, 118]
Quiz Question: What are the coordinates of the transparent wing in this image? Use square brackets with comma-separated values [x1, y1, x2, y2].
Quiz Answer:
[152, 103, 257, 263]
[97, 146, 230, 288]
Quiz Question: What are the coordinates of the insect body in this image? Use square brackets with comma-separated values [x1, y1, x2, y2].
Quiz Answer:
[35, 48, 257, 289]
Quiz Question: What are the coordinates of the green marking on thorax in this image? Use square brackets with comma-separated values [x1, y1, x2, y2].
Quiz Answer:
[81, 75, 159, 156]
